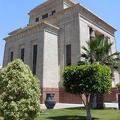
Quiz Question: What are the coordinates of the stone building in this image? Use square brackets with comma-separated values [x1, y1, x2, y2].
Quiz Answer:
[3, 0, 120, 103]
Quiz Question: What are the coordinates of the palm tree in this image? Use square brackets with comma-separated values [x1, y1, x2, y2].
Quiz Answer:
[78, 35, 120, 109]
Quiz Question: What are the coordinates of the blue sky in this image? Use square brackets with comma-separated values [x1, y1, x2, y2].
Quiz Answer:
[0, 0, 120, 65]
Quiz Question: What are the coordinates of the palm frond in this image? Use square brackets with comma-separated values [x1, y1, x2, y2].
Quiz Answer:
[79, 35, 120, 73]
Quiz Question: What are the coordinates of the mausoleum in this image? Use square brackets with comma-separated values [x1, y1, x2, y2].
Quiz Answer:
[3, 0, 120, 103]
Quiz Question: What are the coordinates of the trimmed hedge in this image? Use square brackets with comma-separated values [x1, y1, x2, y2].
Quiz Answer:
[63, 64, 111, 95]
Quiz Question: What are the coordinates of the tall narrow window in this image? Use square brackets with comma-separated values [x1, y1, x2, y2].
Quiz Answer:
[21, 48, 25, 62]
[33, 45, 37, 75]
[10, 51, 14, 62]
[66, 44, 71, 66]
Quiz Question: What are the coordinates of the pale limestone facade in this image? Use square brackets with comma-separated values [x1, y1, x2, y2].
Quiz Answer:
[3, 0, 120, 103]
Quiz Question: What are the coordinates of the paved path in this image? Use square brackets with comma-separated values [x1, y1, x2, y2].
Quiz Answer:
[41, 103, 118, 109]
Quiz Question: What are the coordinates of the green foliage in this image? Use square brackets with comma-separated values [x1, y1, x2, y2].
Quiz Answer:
[63, 64, 111, 95]
[0, 59, 41, 120]
[116, 82, 120, 93]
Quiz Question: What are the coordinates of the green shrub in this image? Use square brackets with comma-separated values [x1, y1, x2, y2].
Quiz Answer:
[0, 59, 41, 120]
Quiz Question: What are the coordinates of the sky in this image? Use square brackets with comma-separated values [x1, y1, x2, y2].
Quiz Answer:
[0, 0, 120, 65]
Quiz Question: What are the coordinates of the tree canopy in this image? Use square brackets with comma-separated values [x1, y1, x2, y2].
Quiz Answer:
[63, 64, 111, 95]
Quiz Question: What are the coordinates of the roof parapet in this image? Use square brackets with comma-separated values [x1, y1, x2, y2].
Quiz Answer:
[8, 28, 23, 35]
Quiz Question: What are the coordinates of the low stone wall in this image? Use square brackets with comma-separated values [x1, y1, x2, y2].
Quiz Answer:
[40, 88, 59, 104]
[40, 87, 118, 104]
[104, 87, 118, 103]
[59, 88, 83, 104]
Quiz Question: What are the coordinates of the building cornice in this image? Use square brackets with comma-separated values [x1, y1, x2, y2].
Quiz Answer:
[77, 3, 116, 31]
[4, 22, 59, 41]
[44, 3, 116, 35]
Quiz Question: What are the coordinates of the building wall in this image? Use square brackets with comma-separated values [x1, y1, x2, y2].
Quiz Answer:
[3, 23, 59, 87]
[42, 30, 59, 88]
[57, 15, 80, 87]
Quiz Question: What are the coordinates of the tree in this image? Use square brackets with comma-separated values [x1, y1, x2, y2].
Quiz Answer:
[78, 35, 120, 108]
[0, 59, 41, 120]
[80, 35, 120, 72]
[63, 64, 111, 120]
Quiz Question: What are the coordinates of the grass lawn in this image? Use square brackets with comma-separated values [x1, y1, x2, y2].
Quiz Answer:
[38, 107, 120, 120]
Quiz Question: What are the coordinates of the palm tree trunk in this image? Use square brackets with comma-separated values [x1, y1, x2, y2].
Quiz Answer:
[96, 93, 105, 109]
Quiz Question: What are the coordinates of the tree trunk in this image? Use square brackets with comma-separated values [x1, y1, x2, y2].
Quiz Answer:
[86, 96, 92, 120]
[96, 93, 105, 109]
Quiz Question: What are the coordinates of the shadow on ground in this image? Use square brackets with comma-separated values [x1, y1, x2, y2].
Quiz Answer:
[47, 115, 98, 120]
